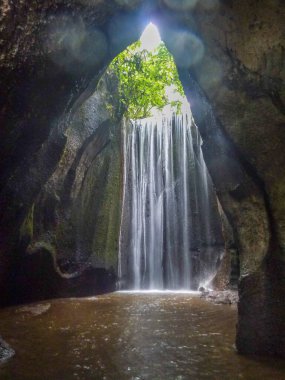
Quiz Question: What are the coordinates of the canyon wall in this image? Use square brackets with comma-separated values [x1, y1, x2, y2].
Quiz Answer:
[0, 0, 284, 356]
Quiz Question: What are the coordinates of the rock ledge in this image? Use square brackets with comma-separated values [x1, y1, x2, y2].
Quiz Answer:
[200, 289, 238, 305]
[0, 337, 15, 364]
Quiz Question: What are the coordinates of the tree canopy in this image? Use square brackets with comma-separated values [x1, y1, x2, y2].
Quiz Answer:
[109, 40, 185, 120]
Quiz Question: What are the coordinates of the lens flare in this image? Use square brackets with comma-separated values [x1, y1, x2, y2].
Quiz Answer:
[108, 14, 142, 55]
[196, 56, 223, 91]
[166, 29, 204, 68]
[163, 0, 198, 11]
[199, 0, 220, 10]
[114, 0, 141, 9]
[45, 17, 107, 71]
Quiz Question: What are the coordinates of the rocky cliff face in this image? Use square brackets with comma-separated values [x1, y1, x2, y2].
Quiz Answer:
[165, 0, 285, 357]
[33, 72, 122, 271]
[0, 0, 284, 357]
[0, 0, 147, 304]
[13, 71, 123, 303]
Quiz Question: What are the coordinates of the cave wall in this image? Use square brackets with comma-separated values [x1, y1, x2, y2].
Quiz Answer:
[32, 72, 122, 271]
[0, 0, 148, 303]
[158, 0, 285, 356]
[0, 0, 284, 356]
[194, 0, 285, 357]
[211, 201, 238, 290]
[13, 71, 123, 302]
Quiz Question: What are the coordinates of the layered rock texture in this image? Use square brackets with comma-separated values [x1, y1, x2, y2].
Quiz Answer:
[13, 71, 122, 303]
[0, 0, 284, 357]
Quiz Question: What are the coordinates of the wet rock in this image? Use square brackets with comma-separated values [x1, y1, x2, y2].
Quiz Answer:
[200, 290, 238, 305]
[16, 303, 51, 316]
[26, 72, 123, 283]
[0, 337, 15, 364]
[236, 264, 285, 357]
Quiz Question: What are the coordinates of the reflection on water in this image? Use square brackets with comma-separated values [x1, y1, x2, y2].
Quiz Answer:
[0, 292, 285, 379]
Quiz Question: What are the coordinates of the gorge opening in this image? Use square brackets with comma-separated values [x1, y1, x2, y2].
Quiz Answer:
[116, 23, 226, 291]
[1, 2, 285, 377]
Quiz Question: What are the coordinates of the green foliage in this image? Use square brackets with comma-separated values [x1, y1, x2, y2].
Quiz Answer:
[109, 41, 184, 119]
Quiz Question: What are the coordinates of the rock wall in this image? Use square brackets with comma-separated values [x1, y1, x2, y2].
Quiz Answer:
[10, 71, 123, 303]
[211, 202, 238, 291]
[158, 0, 285, 356]
[0, 0, 148, 304]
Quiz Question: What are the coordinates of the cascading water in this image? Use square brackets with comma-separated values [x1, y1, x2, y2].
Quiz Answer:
[119, 102, 224, 290]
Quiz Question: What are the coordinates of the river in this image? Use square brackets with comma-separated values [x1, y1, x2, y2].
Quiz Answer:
[1, 292, 285, 379]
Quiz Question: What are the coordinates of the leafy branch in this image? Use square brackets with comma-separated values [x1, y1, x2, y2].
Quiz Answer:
[108, 40, 184, 119]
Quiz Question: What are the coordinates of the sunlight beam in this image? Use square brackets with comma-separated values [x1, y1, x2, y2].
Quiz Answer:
[140, 22, 161, 52]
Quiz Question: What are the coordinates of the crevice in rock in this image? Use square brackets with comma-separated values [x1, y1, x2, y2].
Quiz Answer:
[61, 120, 111, 208]
[224, 44, 285, 116]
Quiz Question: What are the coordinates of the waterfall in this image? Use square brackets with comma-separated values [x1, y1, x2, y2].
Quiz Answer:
[119, 103, 224, 290]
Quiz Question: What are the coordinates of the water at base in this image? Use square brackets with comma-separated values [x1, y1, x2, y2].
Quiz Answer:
[117, 289, 200, 295]
[119, 103, 222, 290]
[1, 294, 284, 380]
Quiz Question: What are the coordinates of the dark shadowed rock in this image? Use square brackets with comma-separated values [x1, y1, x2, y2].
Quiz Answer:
[0, 337, 15, 364]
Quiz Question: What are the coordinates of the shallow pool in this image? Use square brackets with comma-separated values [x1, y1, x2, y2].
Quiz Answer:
[0, 292, 285, 379]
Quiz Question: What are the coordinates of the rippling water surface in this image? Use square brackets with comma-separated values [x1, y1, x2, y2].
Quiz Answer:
[1, 292, 285, 379]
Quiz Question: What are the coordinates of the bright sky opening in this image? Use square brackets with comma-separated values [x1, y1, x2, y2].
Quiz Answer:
[140, 23, 161, 51]
[138, 22, 189, 115]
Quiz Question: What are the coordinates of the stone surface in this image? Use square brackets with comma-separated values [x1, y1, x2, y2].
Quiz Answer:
[159, 0, 285, 356]
[236, 260, 285, 357]
[200, 289, 238, 305]
[0, 337, 15, 364]
[16, 303, 51, 316]
[211, 204, 238, 290]
[7, 248, 116, 305]
[0, 0, 147, 304]
[29, 71, 123, 273]
[10, 72, 122, 303]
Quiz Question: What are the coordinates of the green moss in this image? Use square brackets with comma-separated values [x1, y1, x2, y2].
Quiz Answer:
[55, 221, 76, 253]
[29, 240, 56, 256]
[70, 120, 123, 270]
[91, 125, 122, 269]
[20, 204, 34, 242]
[270, 179, 285, 258]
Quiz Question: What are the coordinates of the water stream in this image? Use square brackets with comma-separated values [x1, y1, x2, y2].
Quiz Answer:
[1, 293, 285, 379]
[119, 104, 224, 290]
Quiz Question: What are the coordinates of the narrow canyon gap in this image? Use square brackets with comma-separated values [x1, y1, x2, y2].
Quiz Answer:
[118, 24, 225, 291]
